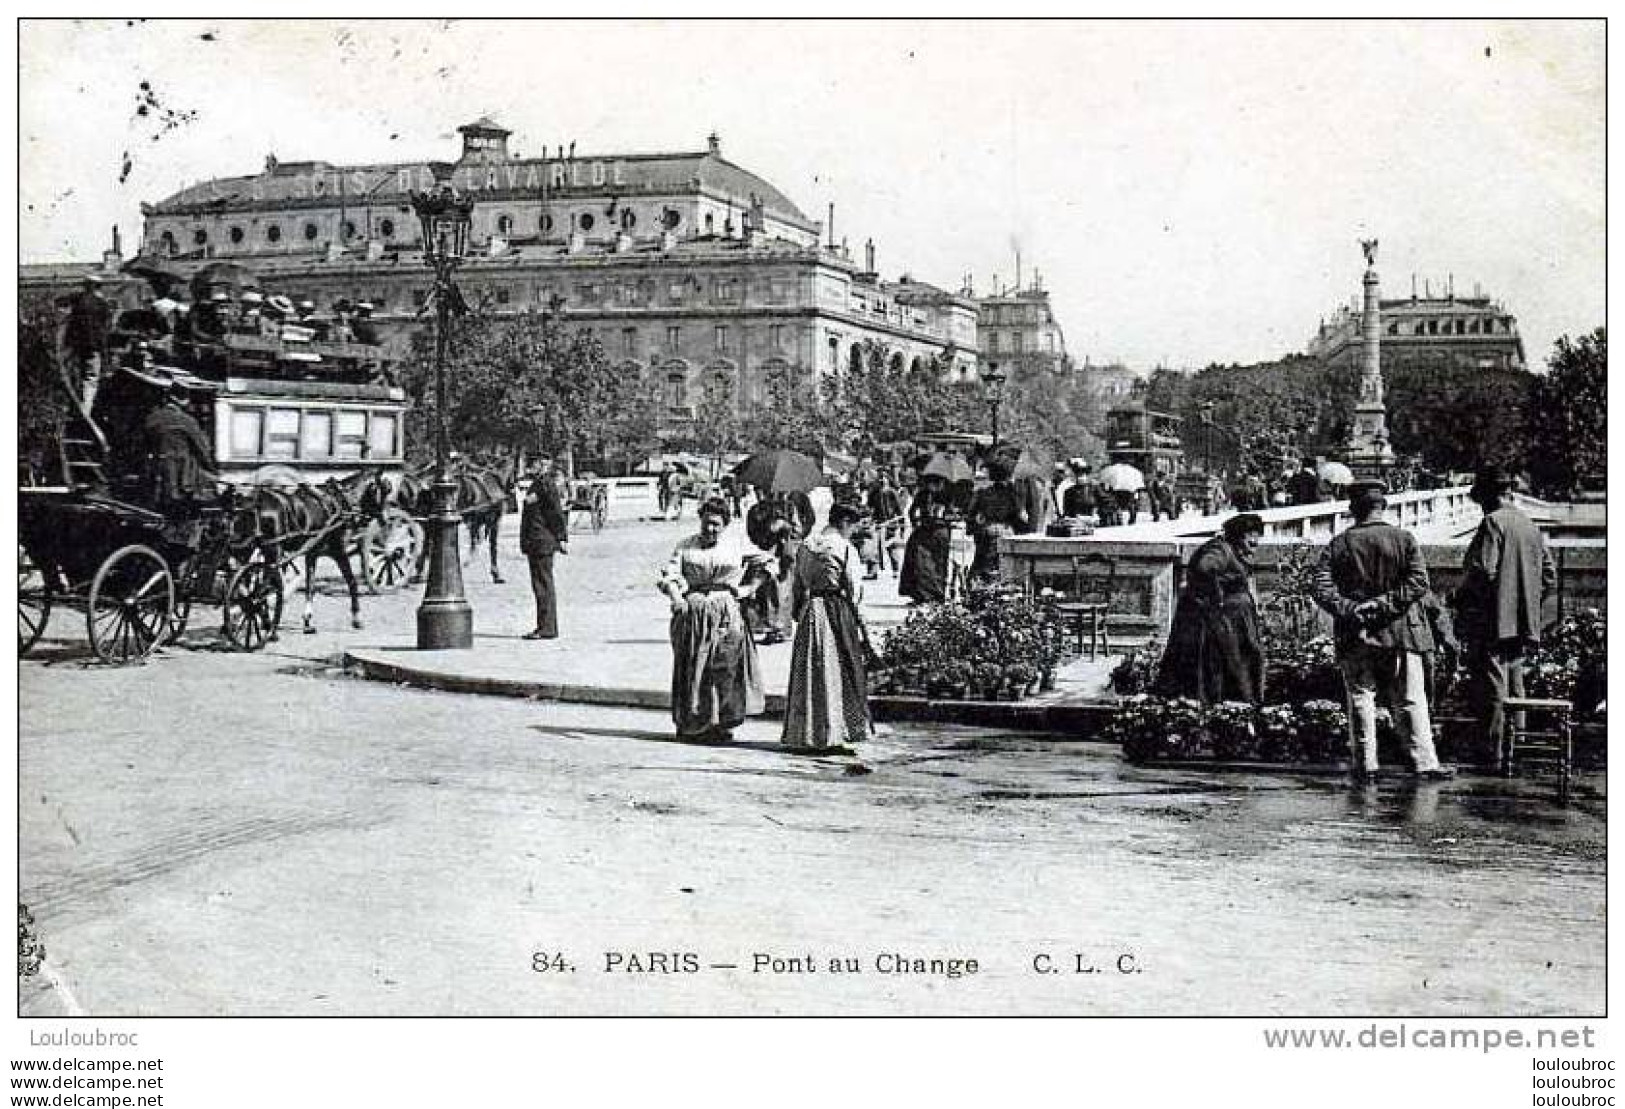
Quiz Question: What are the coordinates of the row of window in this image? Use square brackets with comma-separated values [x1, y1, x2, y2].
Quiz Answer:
[154, 204, 703, 257]
[1386, 316, 1514, 337]
[156, 218, 401, 255]
[574, 323, 789, 358]
[226, 404, 401, 463]
[985, 331, 1059, 353]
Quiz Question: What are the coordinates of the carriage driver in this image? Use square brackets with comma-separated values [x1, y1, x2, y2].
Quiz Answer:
[143, 383, 217, 513]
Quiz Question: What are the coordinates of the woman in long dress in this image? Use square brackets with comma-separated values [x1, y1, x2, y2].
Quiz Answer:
[783, 502, 871, 750]
[658, 497, 765, 741]
[898, 474, 953, 603]
[1155, 512, 1267, 704]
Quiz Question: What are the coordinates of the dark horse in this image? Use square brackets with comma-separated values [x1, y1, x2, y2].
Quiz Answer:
[240, 471, 392, 633]
[398, 455, 520, 585]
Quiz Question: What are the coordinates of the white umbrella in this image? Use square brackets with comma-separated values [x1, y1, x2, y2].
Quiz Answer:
[1097, 462, 1145, 492]
[1318, 461, 1355, 486]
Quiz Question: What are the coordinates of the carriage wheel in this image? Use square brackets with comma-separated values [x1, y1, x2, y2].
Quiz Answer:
[86, 545, 174, 665]
[18, 545, 52, 656]
[361, 508, 419, 594]
[222, 560, 284, 651]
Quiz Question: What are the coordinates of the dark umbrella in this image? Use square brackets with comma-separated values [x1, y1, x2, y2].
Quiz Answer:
[921, 453, 975, 483]
[734, 449, 825, 494]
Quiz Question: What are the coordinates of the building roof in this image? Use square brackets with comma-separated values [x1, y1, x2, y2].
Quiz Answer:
[147, 148, 816, 230]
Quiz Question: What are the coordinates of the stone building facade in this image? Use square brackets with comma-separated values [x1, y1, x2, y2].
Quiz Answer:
[975, 285, 1070, 375]
[1307, 286, 1526, 375]
[132, 118, 980, 428]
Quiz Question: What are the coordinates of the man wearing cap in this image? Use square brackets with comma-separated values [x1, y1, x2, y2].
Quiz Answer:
[62, 275, 113, 409]
[519, 460, 569, 640]
[1313, 480, 1451, 781]
[1457, 466, 1557, 759]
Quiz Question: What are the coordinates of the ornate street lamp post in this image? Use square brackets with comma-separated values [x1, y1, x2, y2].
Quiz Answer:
[411, 166, 475, 649]
[981, 361, 1008, 447]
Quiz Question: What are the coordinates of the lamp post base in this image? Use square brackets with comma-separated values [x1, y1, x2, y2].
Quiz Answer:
[415, 478, 473, 650]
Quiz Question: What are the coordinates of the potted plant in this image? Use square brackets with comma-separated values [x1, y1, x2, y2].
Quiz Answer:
[1006, 662, 1038, 699]
[973, 662, 1004, 701]
[942, 661, 973, 700]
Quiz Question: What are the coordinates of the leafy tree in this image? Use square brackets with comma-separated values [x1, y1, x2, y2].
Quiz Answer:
[18, 293, 71, 483]
[400, 303, 661, 474]
[1526, 328, 1606, 498]
[738, 363, 826, 456]
[685, 366, 744, 476]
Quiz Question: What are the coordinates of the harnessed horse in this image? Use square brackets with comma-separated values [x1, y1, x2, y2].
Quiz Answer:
[238, 470, 392, 633]
[396, 455, 520, 585]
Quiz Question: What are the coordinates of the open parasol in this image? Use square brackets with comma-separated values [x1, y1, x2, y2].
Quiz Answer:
[921, 453, 975, 483]
[1318, 461, 1355, 486]
[733, 448, 826, 494]
[1097, 462, 1146, 492]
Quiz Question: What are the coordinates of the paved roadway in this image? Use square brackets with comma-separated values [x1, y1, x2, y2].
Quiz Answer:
[17, 513, 1606, 1015]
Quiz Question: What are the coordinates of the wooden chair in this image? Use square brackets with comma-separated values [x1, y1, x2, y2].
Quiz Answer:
[1047, 552, 1116, 660]
[1500, 696, 1574, 804]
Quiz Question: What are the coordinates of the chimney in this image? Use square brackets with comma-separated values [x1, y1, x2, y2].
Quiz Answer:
[827, 202, 835, 248]
[864, 237, 876, 274]
[101, 224, 123, 273]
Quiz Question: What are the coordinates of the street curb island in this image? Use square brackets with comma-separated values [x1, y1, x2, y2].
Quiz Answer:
[341, 648, 1118, 736]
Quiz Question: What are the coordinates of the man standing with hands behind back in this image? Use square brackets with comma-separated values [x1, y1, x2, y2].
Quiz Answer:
[520, 460, 568, 640]
[1313, 480, 1452, 782]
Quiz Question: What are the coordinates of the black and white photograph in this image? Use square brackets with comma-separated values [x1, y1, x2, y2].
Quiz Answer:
[11, 16, 1610, 1104]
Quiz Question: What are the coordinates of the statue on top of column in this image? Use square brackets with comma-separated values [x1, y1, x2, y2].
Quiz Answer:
[1360, 238, 1379, 267]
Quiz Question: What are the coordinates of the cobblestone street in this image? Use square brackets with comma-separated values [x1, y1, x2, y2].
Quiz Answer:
[17, 513, 1605, 1016]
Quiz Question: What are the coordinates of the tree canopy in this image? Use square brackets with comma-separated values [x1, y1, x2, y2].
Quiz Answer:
[1526, 328, 1606, 498]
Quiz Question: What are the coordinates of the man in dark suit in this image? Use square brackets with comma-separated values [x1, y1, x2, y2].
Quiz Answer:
[1312, 481, 1450, 782]
[519, 462, 569, 639]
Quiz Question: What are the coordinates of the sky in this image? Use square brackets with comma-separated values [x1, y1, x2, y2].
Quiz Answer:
[17, 19, 1605, 371]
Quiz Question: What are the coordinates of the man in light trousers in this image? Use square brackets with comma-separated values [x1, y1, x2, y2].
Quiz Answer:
[1313, 482, 1452, 783]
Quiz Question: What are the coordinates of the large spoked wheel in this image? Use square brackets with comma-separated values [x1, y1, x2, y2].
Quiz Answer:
[87, 544, 174, 665]
[18, 545, 52, 656]
[222, 559, 285, 651]
[361, 508, 420, 594]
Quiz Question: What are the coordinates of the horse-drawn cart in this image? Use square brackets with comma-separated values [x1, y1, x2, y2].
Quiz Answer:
[567, 476, 610, 533]
[18, 487, 282, 664]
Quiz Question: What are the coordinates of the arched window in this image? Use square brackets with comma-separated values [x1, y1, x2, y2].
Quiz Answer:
[192, 228, 208, 246]
[158, 230, 177, 255]
[266, 224, 282, 244]
[496, 213, 513, 235]
[888, 352, 904, 374]
[704, 213, 715, 235]
[578, 212, 595, 232]
[539, 213, 554, 233]
[379, 218, 395, 239]
[848, 345, 864, 376]
[304, 222, 319, 242]
[661, 208, 681, 230]
[229, 226, 245, 244]
[620, 209, 636, 231]
[342, 221, 357, 241]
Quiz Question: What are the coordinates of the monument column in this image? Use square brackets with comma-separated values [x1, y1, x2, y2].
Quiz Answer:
[1345, 238, 1396, 480]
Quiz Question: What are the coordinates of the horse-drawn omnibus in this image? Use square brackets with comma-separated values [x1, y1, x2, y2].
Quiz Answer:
[19, 277, 420, 657]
